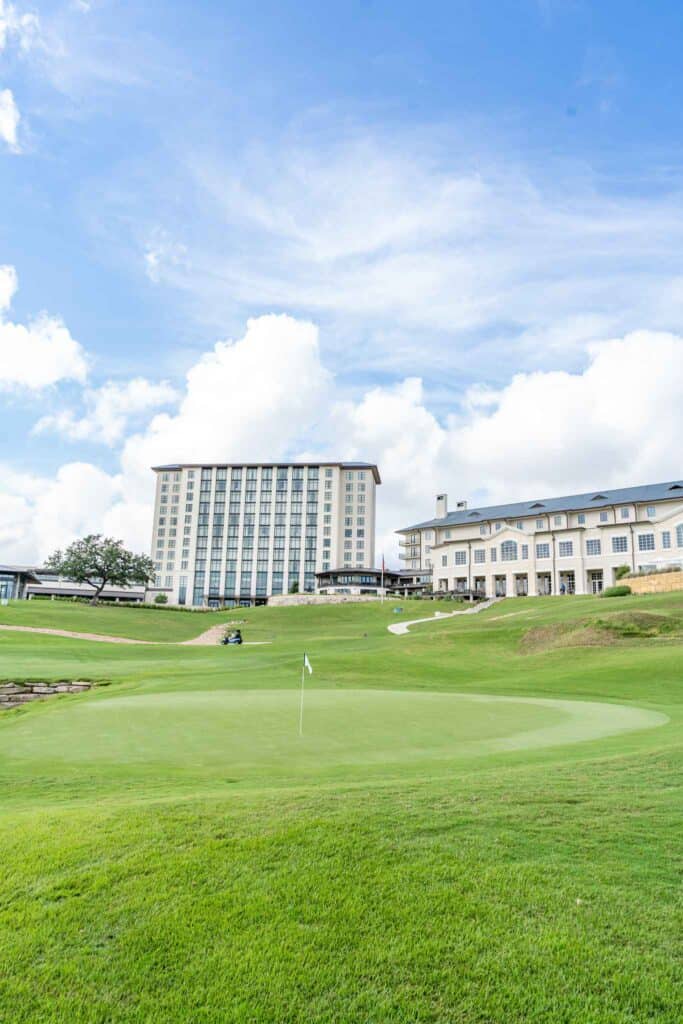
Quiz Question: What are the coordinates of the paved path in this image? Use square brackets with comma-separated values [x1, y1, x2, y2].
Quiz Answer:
[387, 599, 499, 636]
[0, 623, 271, 647]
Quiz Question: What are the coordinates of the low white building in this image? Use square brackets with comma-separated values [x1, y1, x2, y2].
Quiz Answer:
[397, 480, 683, 597]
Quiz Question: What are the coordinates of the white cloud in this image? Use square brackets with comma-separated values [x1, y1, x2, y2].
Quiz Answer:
[0, 266, 88, 389]
[0, 87, 20, 151]
[34, 377, 180, 445]
[2, 316, 682, 568]
[0, 263, 17, 310]
[118, 313, 332, 496]
[0, 462, 122, 563]
[0, 0, 40, 53]
[144, 232, 187, 283]
[120, 129, 683, 381]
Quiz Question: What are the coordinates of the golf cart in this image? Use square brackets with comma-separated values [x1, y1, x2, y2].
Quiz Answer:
[221, 629, 243, 646]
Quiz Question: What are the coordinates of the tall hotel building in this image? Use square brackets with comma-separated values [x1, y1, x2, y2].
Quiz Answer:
[149, 462, 380, 607]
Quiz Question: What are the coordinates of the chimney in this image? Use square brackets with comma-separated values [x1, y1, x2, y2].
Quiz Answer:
[435, 493, 448, 519]
[455, 499, 468, 511]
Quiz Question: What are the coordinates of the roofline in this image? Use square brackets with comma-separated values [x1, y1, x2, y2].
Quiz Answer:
[397, 479, 683, 532]
[152, 461, 381, 483]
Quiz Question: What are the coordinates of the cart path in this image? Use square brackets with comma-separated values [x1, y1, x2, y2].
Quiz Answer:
[388, 598, 500, 635]
[0, 622, 270, 646]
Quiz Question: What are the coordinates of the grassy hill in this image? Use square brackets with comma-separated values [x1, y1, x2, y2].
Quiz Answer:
[0, 592, 681, 1023]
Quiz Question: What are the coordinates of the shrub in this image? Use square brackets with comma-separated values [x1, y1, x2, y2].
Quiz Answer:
[601, 585, 632, 598]
[154, 594, 168, 605]
[614, 565, 631, 580]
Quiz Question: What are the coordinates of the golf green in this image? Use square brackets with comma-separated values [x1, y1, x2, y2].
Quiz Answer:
[1, 688, 667, 785]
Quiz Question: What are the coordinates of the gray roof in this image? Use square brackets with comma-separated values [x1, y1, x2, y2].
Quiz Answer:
[152, 461, 381, 483]
[399, 479, 683, 532]
[0, 565, 41, 582]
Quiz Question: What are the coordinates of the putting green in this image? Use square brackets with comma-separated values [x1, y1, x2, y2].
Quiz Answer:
[0, 689, 667, 786]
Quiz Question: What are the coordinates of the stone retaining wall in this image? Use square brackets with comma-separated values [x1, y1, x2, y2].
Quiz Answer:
[0, 681, 92, 709]
[624, 570, 683, 595]
[268, 593, 382, 607]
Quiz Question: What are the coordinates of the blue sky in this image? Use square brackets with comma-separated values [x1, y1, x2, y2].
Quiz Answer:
[1, 0, 683, 561]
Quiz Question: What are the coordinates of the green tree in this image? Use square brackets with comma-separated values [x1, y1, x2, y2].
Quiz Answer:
[44, 535, 155, 605]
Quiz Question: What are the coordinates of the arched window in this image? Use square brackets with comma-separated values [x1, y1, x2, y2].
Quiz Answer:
[501, 540, 518, 562]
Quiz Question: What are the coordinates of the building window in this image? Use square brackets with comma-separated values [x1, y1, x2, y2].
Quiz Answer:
[454, 551, 467, 565]
[474, 549, 485, 564]
[500, 540, 517, 561]
[662, 531, 671, 549]
[554, 515, 562, 526]
[620, 508, 630, 519]
[577, 513, 586, 525]
[495, 522, 502, 531]
[638, 533, 655, 552]
[612, 536, 628, 553]
[676, 524, 683, 547]
[490, 548, 497, 562]
[521, 544, 528, 560]
[479, 525, 487, 535]
[586, 539, 601, 556]
[536, 543, 550, 559]
[558, 541, 573, 557]
[535, 518, 545, 529]
[646, 506, 656, 518]
[599, 511, 608, 522]
[441, 555, 447, 567]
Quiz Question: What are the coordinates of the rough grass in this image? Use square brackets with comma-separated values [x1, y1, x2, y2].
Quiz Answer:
[0, 593, 681, 1023]
[521, 608, 683, 653]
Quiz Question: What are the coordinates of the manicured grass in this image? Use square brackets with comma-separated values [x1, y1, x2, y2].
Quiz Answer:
[0, 592, 681, 1022]
[0, 599, 229, 641]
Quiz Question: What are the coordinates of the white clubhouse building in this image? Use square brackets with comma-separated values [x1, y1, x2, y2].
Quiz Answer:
[397, 480, 683, 597]
[148, 461, 379, 607]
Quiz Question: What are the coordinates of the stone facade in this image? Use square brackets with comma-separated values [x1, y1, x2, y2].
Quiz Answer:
[268, 593, 382, 607]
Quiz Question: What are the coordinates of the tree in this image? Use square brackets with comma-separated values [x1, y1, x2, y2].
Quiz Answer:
[289, 580, 300, 594]
[44, 535, 156, 605]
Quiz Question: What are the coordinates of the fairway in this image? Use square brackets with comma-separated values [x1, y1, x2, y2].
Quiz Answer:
[0, 593, 681, 1024]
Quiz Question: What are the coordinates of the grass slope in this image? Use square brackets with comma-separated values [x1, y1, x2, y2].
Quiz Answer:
[0, 593, 682, 1023]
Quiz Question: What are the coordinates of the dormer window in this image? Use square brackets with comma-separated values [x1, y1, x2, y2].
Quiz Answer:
[591, 494, 608, 501]
[530, 502, 545, 509]
[669, 483, 683, 491]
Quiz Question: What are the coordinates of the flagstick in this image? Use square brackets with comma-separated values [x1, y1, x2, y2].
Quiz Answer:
[298, 657, 305, 737]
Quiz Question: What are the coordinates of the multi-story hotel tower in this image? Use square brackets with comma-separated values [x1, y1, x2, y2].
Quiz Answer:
[148, 461, 380, 607]
[397, 480, 683, 598]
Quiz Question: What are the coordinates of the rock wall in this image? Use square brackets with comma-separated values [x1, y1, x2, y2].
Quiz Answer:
[0, 681, 92, 709]
[268, 594, 382, 607]
[624, 570, 683, 594]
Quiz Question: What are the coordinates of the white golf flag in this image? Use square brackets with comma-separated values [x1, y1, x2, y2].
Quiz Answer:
[304, 653, 313, 675]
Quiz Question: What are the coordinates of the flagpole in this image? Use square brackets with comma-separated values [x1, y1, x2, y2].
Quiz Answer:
[381, 553, 385, 604]
[298, 654, 306, 736]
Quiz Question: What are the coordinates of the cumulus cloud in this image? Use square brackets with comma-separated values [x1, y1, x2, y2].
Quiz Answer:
[0, 265, 88, 389]
[34, 377, 179, 445]
[2, 316, 682, 566]
[118, 313, 332, 498]
[0, 87, 20, 150]
[0, 462, 122, 563]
